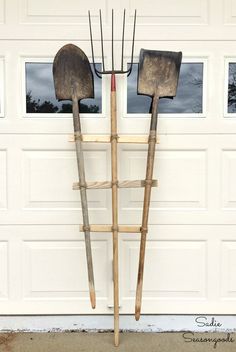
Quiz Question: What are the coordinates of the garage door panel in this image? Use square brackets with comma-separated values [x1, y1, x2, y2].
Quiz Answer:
[224, 0, 236, 24]
[22, 149, 108, 209]
[0, 0, 4, 24]
[221, 241, 236, 298]
[0, 40, 234, 134]
[0, 135, 111, 224]
[120, 149, 206, 210]
[1, 3, 236, 41]
[1, 224, 236, 314]
[122, 239, 207, 299]
[0, 149, 7, 209]
[20, 0, 108, 24]
[222, 150, 236, 209]
[119, 225, 234, 314]
[129, 0, 208, 24]
[0, 225, 112, 313]
[23, 240, 109, 299]
[0, 241, 8, 299]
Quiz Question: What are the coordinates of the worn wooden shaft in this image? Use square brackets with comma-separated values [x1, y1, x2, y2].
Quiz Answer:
[135, 96, 159, 321]
[69, 134, 160, 144]
[79, 224, 141, 233]
[111, 74, 119, 347]
[73, 179, 158, 190]
[72, 95, 96, 309]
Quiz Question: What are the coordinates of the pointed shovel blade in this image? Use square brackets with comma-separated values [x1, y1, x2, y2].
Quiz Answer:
[53, 44, 94, 101]
[138, 49, 182, 98]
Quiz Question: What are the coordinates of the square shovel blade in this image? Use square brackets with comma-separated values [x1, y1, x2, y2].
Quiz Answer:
[138, 49, 182, 98]
[53, 44, 94, 101]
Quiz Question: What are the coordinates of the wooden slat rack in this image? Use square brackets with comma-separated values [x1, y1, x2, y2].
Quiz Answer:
[70, 133, 158, 345]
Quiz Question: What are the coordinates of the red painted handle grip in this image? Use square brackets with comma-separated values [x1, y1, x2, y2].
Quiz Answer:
[111, 73, 116, 92]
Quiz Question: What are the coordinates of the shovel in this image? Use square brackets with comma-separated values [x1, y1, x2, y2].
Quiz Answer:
[53, 44, 96, 309]
[135, 49, 182, 320]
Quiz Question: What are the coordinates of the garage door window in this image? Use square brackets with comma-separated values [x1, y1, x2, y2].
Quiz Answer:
[126, 60, 205, 117]
[23, 60, 102, 116]
[227, 62, 236, 115]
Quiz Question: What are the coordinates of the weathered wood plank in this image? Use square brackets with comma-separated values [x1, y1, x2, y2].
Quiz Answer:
[73, 179, 158, 190]
[73, 181, 111, 190]
[68, 134, 160, 144]
[119, 179, 158, 188]
[79, 224, 141, 233]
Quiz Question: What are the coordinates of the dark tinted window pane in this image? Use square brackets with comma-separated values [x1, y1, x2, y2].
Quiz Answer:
[25, 63, 102, 114]
[228, 63, 236, 113]
[127, 63, 203, 114]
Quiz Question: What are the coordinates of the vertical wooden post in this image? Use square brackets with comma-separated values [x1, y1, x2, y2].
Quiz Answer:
[135, 96, 159, 321]
[111, 73, 119, 346]
[72, 94, 96, 309]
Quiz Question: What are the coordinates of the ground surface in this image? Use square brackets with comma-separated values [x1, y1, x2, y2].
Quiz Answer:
[0, 332, 235, 351]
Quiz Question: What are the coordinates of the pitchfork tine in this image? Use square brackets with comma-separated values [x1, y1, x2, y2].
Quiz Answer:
[112, 9, 114, 72]
[121, 9, 126, 71]
[99, 9, 105, 72]
[88, 12, 95, 73]
[88, 11, 95, 71]
[127, 9, 137, 77]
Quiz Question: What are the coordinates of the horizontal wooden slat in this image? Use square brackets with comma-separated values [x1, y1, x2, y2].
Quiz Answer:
[119, 135, 160, 144]
[79, 225, 141, 233]
[73, 179, 158, 190]
[68, 134, 160, 144]
[68, 134, 111, 143]
[73, 181, 111, 190]
[119, 179, 158, 188]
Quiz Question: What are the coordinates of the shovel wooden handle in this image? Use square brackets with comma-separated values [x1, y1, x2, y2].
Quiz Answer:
[111, 74, 119, 347]
[72, 95, 96, 309]
[135, 96, 159, 321]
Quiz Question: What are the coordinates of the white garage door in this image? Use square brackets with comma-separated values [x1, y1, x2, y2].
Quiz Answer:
[1, 0, 236, 314]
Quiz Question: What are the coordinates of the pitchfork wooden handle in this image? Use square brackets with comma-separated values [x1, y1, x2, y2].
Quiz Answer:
[135, 96, 159, 321]
[72, 95, 96, 309]
[111, 74, 119, 347]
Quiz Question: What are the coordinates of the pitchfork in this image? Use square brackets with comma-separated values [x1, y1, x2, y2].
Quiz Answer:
[88, 8, 136, 346]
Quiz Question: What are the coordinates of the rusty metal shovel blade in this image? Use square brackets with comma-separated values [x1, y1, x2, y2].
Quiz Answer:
[138, 49, 182, 98]
[53, 43, 94, 101]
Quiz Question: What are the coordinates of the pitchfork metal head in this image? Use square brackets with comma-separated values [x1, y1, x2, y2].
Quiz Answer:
[88, 9, 137, 78]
